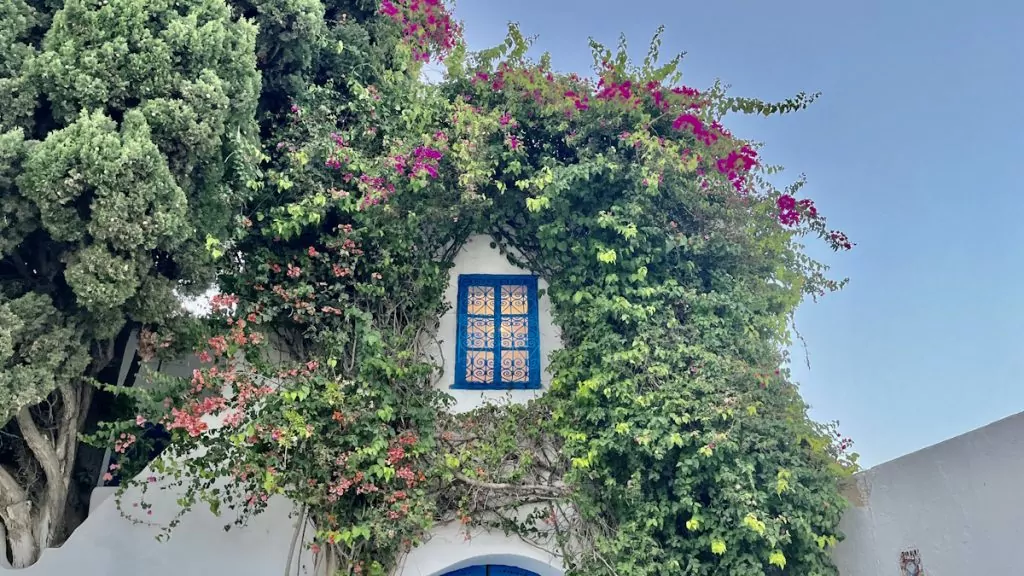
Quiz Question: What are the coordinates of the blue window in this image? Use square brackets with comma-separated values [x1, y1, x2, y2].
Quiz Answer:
[453, 274, 541, 390]
[441, 566, 540, 576]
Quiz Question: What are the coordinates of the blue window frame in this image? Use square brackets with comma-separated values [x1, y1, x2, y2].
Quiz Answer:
[453, 274, 541, 390]
[441, 566, 540, 576]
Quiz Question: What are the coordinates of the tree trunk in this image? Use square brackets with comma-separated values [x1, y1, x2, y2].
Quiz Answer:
[0, 385, 82, 567]
[0, 326, 134, 566]
[2, 500, 39, 569]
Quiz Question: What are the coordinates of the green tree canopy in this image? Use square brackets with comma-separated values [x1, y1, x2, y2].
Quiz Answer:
[0, 0, 259, 567]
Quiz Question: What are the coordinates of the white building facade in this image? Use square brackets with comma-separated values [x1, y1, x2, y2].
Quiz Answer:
[2, 235, 565, 576]
[6, 235, 1024, 575]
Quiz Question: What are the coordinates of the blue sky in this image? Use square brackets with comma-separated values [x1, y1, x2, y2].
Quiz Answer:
[451, 0, 1024, 467]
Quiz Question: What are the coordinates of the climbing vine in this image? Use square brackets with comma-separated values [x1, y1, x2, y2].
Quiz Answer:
[93, 3, 856, 575]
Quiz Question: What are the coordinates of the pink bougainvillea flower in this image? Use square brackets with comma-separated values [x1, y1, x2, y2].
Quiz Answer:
[672, 113, 717, 145]
[830, 230, 854, 250]
[673, 113, 700, 131]
[382, 0, 460, 62]
[777, 194, 801, 226]
[392, 154, 407, 174]
[798, 198, 818, 218]
[413, 146, 442, 160]
[380, 0, 398, 16]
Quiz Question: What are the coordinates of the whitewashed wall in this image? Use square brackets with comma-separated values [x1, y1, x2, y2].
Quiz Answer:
[2, 235, 564, 575]
[40, 235, 1024, 576]
[9, 233, 1024, 575]
[399, 519, 563, 576]
[832, 410, 1024, 575]
[1, 485, 316, 575]
[424, 234, 562, 413]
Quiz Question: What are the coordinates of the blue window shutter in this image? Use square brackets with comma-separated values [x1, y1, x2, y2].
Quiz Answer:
[452, 274, 542, 390]
[441, 566, 486, 576]
[488, 566, 541, 576]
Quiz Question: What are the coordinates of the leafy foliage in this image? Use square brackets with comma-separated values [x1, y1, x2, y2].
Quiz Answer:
[0, 0, 259, 419]
[442, 26, 853, 576]
[96, 4, 856, 576]
[0, 0, 260, 566]
[0, 293, 90, 424]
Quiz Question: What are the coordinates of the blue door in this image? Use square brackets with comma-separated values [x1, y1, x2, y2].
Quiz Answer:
[441, 566, 540, 576]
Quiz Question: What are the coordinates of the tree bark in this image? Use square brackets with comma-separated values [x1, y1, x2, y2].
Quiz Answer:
[2, 500, 39, 569]
[1, 326, 131, 566]
[1, 385, 81, 567]
[0, 465, 39, 569]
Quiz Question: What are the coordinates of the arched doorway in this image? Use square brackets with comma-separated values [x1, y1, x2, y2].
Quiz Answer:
[442, 566, 540, 576]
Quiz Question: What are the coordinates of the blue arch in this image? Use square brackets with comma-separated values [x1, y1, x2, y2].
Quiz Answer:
[442, 566, 540, 576]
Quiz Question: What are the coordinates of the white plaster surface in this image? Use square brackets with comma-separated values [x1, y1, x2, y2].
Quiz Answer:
[28, 235, 1024, 576]
[2, 236, 565, 574]
[832, 410, 1024, 575]
[8, 428, 558, 576]
[2, 483, 316, 575]
[425, 235, 562, 413]
[5, 472, 560, 576]
[397, 520, 563, 576]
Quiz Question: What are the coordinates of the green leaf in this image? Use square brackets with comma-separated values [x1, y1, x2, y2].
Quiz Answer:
[597, 248, 617, 264]
[742, 513, 766, 535]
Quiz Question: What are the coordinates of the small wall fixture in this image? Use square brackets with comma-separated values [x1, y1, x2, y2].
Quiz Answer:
[899, 549, 923, 576]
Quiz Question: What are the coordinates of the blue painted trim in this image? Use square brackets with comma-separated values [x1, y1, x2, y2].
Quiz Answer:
[440, 566, 540, 576]
[441, 567, 486, 576]
[489, 565, 542, 576]
[452, 274, 542, 390]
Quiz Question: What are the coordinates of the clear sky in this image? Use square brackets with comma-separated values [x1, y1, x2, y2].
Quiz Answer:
[450, 0, 1024, 467]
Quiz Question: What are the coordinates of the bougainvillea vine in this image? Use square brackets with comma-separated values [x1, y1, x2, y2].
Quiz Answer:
[92, 5, 856, 576]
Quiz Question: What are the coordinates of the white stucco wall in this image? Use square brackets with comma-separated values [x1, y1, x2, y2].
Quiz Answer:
[11, 245, 1024, 576]
[8, 404, 557, 576]
[53, 232, 1024, 576]
[831, 410, 1024, 575]
[2, 236, 565, 575]
[425, 234, 562, 413]
[398, 519, 562, 576]
[5, 481, 559, 576]
[2, 484, 316, 575]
